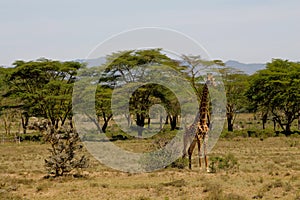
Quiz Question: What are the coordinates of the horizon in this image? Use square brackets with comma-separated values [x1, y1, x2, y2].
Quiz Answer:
[0, 56, 267, 67]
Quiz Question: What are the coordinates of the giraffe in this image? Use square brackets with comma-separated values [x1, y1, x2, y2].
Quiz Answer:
[182, 74, 215, 172]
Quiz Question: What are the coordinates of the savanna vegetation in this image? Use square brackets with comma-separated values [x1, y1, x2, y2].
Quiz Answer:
[0, 49, 299, 199]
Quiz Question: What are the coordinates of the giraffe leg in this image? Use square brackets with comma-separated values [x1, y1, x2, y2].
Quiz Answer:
[182, 132, 188, 159]
[188, 154, 192, 170]
[188, 139, 197, 170]
[197, 138, 202, 170]
[203, 133, 210, 172]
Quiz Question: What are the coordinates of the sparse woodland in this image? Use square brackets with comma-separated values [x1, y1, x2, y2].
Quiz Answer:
[0, 49, 300, 199]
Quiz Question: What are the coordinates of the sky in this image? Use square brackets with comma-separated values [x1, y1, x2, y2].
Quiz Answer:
[0, 0, 299, 66]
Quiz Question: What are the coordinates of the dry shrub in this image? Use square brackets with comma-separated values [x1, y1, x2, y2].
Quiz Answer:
[44, 126, 88, 177]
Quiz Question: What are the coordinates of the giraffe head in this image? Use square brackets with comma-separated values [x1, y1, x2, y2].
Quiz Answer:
[206, 73, 216, 87]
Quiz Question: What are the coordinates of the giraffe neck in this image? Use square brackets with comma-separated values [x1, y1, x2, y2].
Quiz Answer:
[199, 84, 209, 125]
[190, 83, 210, 128]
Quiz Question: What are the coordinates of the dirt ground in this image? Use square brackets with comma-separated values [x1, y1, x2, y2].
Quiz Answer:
[0, 136, 299, 200]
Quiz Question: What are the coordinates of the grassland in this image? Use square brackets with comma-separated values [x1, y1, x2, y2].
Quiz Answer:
[0, 134, 299, 200]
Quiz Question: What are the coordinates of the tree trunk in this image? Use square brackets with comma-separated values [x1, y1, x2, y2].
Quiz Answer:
[226, 105, 234, 132]
[102, 122, 108, 133]
[101, 113, 112, 133]
[87, 114, 102, 133]
[50, 118, 56, 130]
[160, 115, 163, 129]
[137, 126, 143, 138]
[69, 118, 73, 129]
[227, 116, 233, 132]
[273, 118, 276, 131]
[262, 113, 268, 130]
[4, 120, 8, 135]
[55, 119, 60, 129]
[170, 115, 177, 130]
[147, 117, 151, 129]
[285, 113, 294, 135]
[61, 117, 67, 127]
[136, 113, 145, 137]
[3, 111, 11, 135]
[125, 114, 132, 127]
[4, 121, 9, 135]
[21, 113, 29, 134]
[285, 124, 291, 136]
[165, 115, 169, 124]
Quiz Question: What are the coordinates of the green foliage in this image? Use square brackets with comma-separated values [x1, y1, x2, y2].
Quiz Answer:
[169, 157, 188, 169]
[221, 129, 277, 139]
[19, 132, 43, 142]
[221, 130, 249, 139]
[180, 55, 216, 97]
[101, 49, 185, 136]
[218, 67, 250, 131]
[247, 59, 300, 134]
[6, 59, 84, 128]
[209, 153, 239, 173]
[95, 85, 113, 132]
[0, 67, 18, 118]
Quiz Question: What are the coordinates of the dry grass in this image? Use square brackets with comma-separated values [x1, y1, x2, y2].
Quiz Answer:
[0, 136, 299, 200]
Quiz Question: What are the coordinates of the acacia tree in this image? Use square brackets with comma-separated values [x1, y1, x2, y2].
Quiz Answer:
[180, 55, 215, 98]
[219, 67, 249, 131]
[0, 67, 6, 113]
[157, 86, 180, 130]
[180, 55, 226, 128]
[6, 59, 88, 176]
[102, 49, 181, 136]
[0, 67, 9, 131]
[7, 58, 83, 129]
[247, 59, 300, 135]
[180, 56, 248, 132]
[95, 86, 113, 133]
[0, 67, 25, 136]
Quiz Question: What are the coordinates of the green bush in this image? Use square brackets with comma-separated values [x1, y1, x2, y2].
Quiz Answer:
[19, 133, 43, 142]
[221, 129, 277, 139]
[169, 157, 188, 169]
[221, 130, 248, 139]
[209, 153, 239, 173]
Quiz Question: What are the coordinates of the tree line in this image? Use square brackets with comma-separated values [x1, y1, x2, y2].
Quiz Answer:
[0, 49, 300, 137]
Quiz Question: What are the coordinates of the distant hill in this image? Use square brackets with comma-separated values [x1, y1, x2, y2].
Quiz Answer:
[225, 60, 266, 75]
[75, 58, 266, 75]
[75, 57, 107, 68]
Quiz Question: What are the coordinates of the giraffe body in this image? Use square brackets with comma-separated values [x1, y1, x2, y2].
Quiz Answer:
[182, 75, 213, 172]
